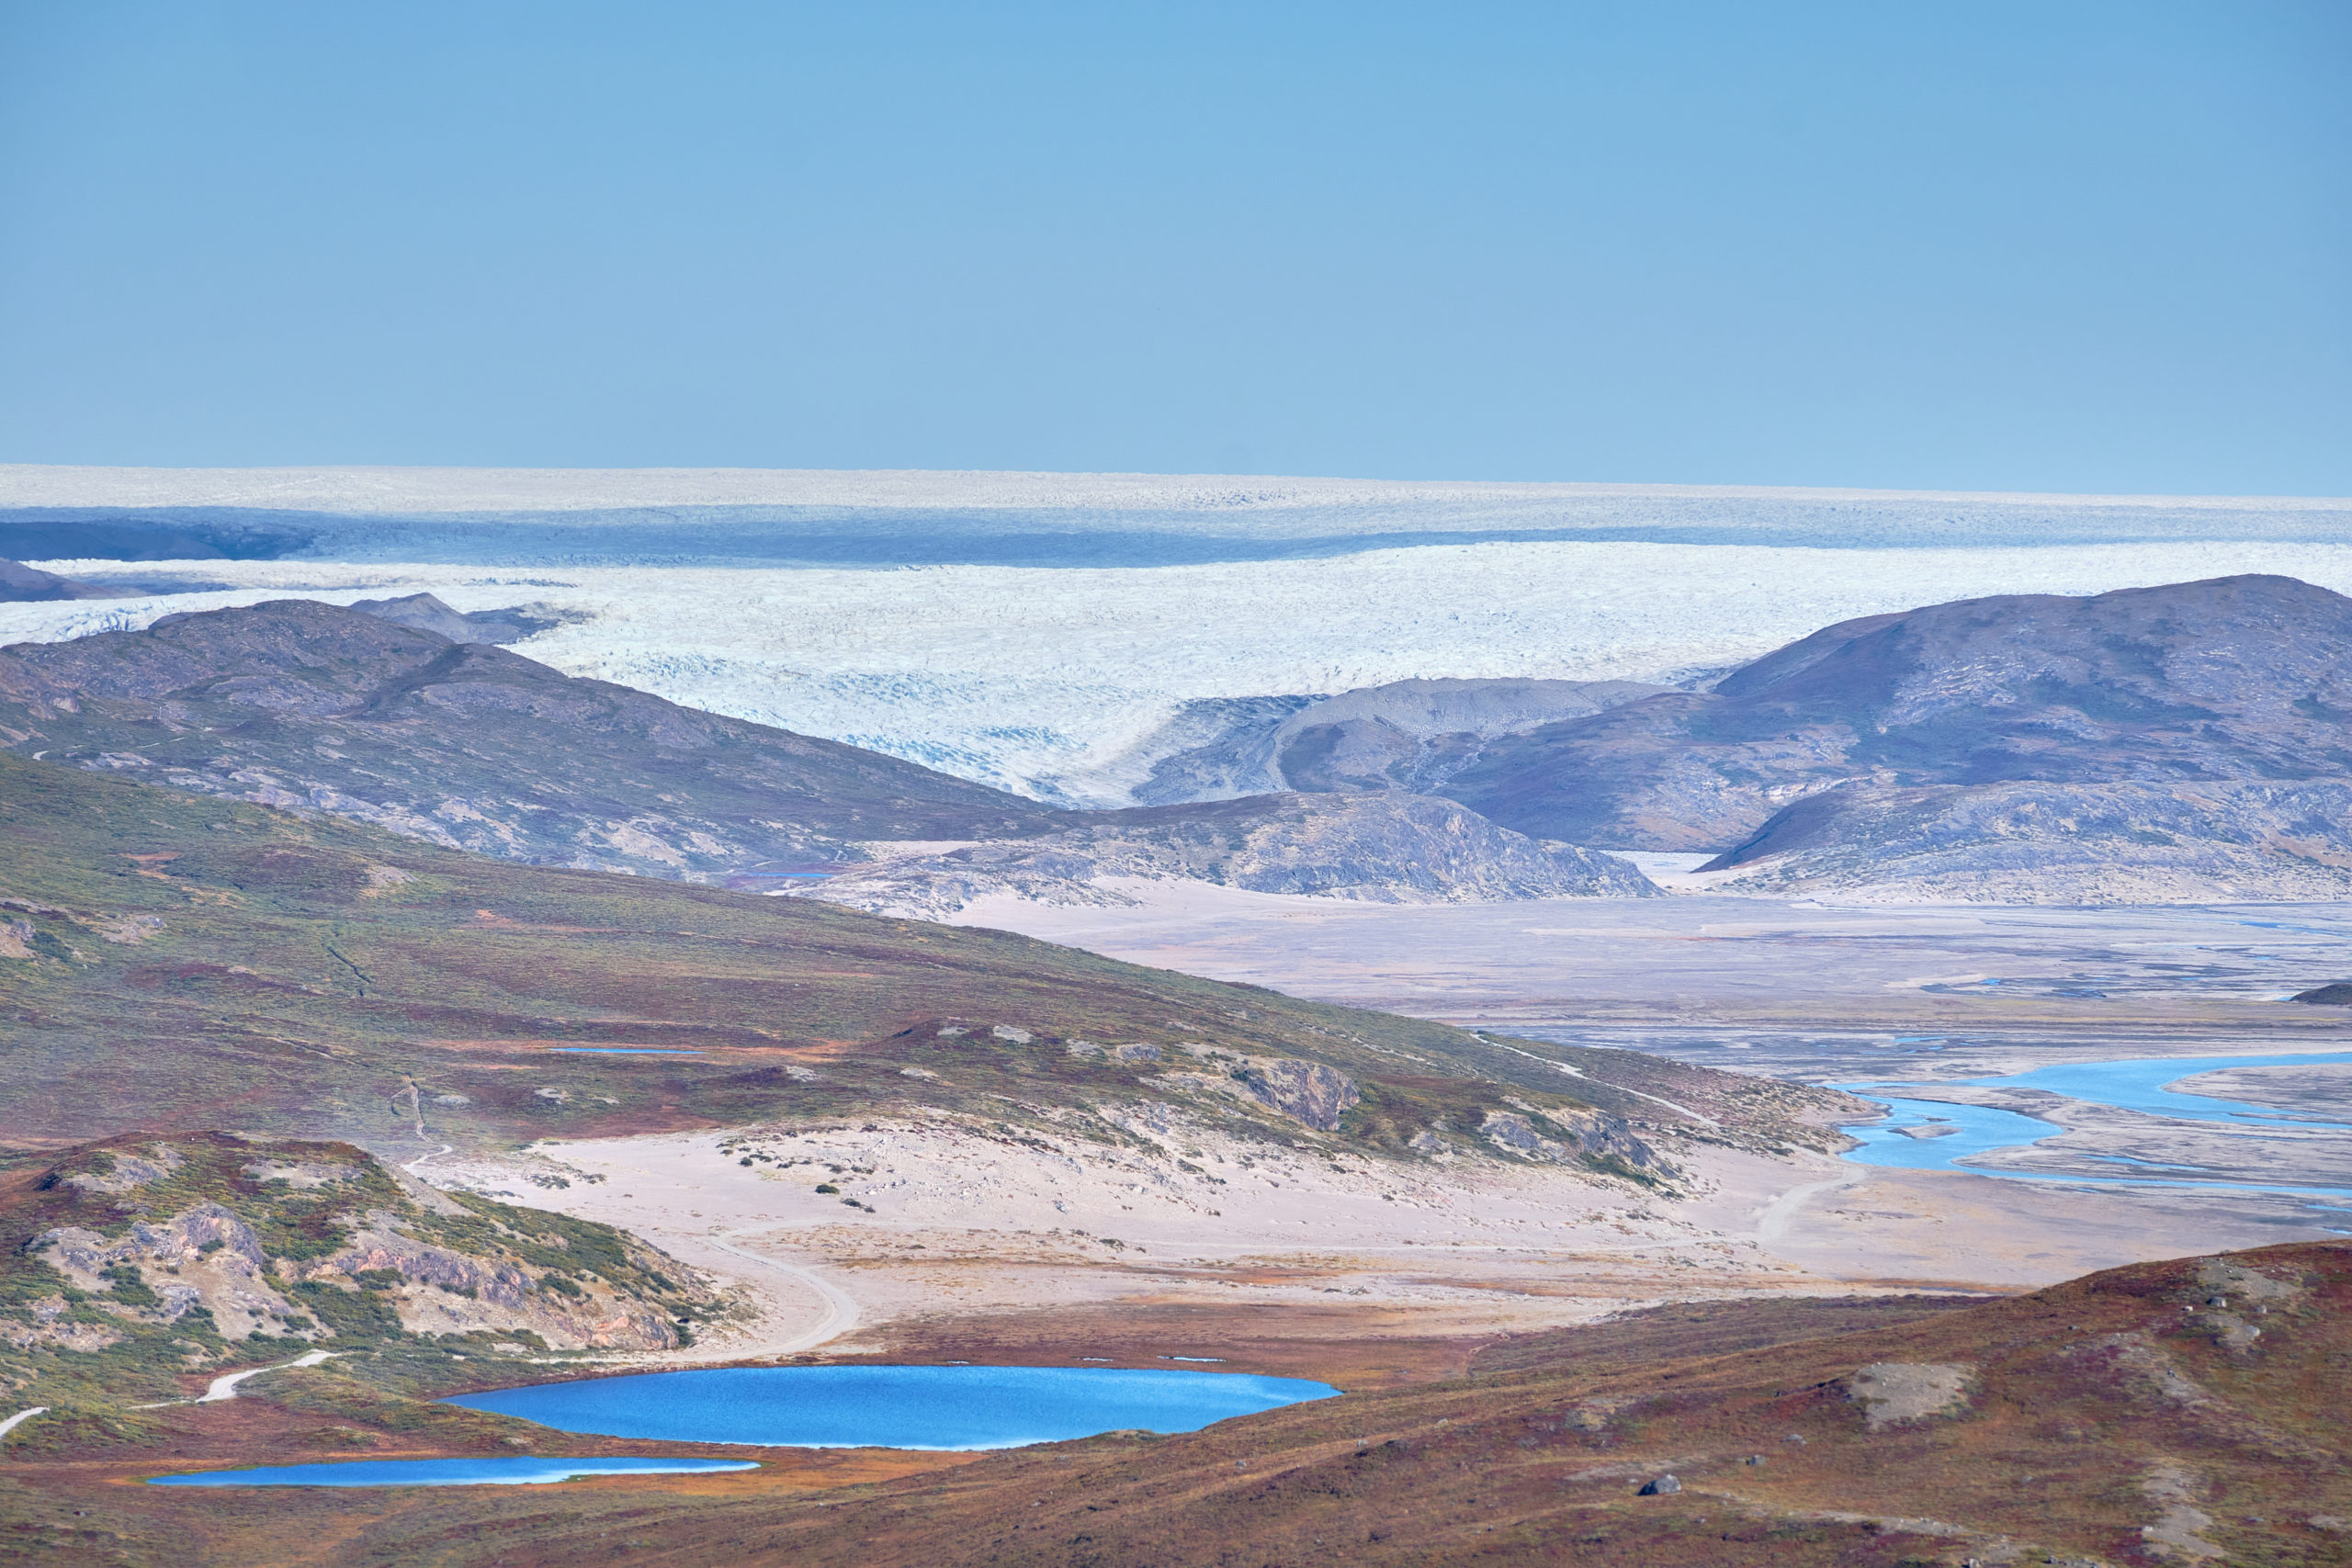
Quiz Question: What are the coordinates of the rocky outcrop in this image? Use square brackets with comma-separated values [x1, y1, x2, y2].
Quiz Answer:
[346, 591, 569, 645]
[36, 1202, 298, 1337]
[1231, 1059, 1362, 1131]
[315, 1218, 682, 1349]
[0, 599, 1060, 879]
[1, 1132, 717, 1392]
[1442, 574, 2352, 852]
[61, 1145, 182, 1195]
[801, 792, 1658, 917]
[0, 558, 115, 603]
[1070, 677, 1670, 807]
[1696, 779, 2352, 903]
[1479, 1107, 1668, 1175]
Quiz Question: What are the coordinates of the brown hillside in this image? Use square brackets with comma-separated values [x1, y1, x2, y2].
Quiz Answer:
[0, 751, 1838, 1168]
[6, 1244, 2344, 1565]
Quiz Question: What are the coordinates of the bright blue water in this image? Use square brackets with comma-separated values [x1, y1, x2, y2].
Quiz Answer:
[1837, 1050, 2352, 1201]
[148, 1456, 758, 1488]
[1832, 1095, 2067, 1172]
[1972, 1052, 2352, 1127]
[443, 1365, 1339, 1450]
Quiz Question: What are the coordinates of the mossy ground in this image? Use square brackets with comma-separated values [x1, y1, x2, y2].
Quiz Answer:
[4, 1245, 2346, 1566]
[0, 753, 1838, 1171]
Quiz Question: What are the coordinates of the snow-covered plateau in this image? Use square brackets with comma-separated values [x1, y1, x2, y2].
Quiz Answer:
[6, 467, 2347, 804]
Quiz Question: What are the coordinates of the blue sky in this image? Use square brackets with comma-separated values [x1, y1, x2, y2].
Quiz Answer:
[2, 1, 2346, 492]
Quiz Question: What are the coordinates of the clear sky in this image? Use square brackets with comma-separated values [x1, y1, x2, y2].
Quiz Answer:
[3, 1, 2346, 492]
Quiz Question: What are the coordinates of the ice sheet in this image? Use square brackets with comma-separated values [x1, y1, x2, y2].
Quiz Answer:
[10, 539, 2352, 802]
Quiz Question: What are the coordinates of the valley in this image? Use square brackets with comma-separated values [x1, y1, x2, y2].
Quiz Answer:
[5, 473, 2352, 1565]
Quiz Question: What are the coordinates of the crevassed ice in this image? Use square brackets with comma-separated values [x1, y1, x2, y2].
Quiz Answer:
[7, 537, 2352, 805]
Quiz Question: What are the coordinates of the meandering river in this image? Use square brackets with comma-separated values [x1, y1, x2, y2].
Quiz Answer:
[1839, 1049, 2352, 1203]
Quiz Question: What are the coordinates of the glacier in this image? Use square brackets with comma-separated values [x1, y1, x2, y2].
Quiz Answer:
[5, 466, 2348, 805]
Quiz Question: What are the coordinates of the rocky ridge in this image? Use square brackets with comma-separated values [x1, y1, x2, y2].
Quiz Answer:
[1699, 778, 2352, 903]
[1068, 676, 1669, 806]
[797, 791, 1659, 919]
[0, 1132, 720, 1411]
[0, 558, 112, 604]
[1442, 574, 2352, 855]
[0, 597, 1060, 878]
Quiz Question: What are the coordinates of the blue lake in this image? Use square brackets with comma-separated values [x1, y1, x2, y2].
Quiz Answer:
[443, 1365, 1340, 1450]
[149, 1456, 758, 1488]
[1838, 1050, 2352, 1201]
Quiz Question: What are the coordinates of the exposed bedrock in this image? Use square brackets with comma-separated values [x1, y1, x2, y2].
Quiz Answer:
[0, 558, 118, 603]
[6, 1133, 718, 1378]
[1230, 1058, 1362, 1131]
[1442, 573, 2352, 852]
[800, 791, 1660, 918]
[1698, 778, 2352, 903]
[345, 591, 572, 646]
[0, 597, 1060, 878]
[1084, 676, 1669, 807]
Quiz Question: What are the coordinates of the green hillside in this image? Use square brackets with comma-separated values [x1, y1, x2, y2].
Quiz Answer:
[0, 753, 1846, 1170]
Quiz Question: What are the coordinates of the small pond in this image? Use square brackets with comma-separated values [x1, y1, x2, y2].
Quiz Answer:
[149, 1456, 758, 1488]
[444, 1365, 1340, 1450]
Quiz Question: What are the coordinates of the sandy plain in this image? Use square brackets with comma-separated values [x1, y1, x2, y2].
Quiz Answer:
[429, 1100, 2328, 1371]
[407, 877, 2352, 1370]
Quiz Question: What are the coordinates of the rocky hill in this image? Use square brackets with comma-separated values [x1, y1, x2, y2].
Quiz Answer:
[345, 591, 570, 646]
[806, 792, 1658, 918]
[0, 598, 1061, 878]
[1443, 574, 2352, 851]
[0, 751, 1838, 1172]
[1698, 777, 2352, 903]
[0, 1131, 718, 1415]
[1080, 677, 1668, 806]
[0, 558, 113, 603]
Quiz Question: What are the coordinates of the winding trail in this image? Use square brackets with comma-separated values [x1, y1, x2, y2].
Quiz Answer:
[1757, 1169, 1865, 1242]
[198, 1348, 340, 1402]
[403, 1143, 455, 1176]
[0, 1406, 45, 1439]
[706, 1225, 861, 1354]
[133, 1348, 341, 1410]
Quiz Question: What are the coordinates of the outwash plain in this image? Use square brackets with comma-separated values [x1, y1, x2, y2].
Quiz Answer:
[3, 468, 2352, 1565]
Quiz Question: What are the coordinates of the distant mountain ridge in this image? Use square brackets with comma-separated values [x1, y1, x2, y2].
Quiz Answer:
[1433, 573, 2352, 901]
[0, 598, 1662, 905]
[0, 598, 1060, 879]
[801, 792, 1659, 919]
[1068, 677, 1669, 807]
[1096, 574, 2352, 902]
[1698, 778, 2352, 902]
[0, 557, 114, 603]
[14, 574, 2352, 905]
[1441, 574, 2352, 851]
